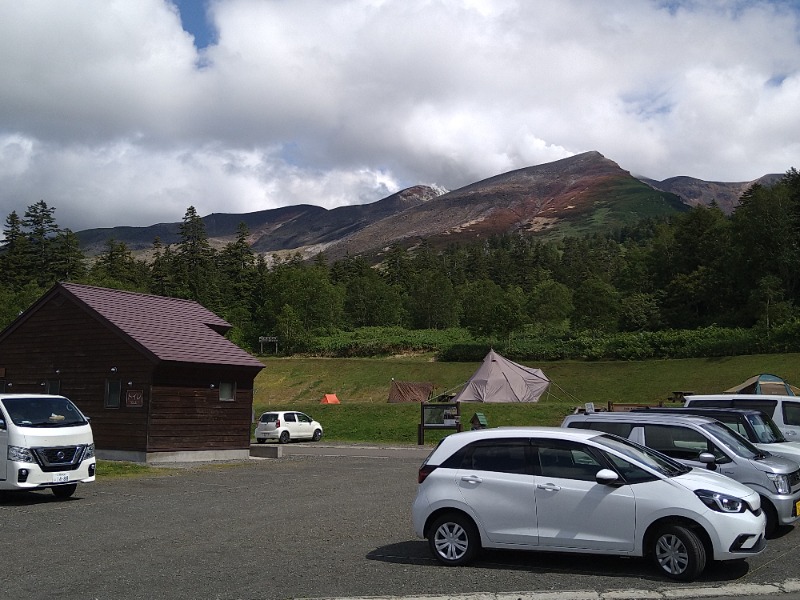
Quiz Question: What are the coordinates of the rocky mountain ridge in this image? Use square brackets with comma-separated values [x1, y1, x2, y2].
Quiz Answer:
[75, 151, 781, 261]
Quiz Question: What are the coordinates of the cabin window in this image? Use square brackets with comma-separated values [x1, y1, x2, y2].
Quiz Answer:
[219, 382, 236, 401]
[105, 379, 122, 409]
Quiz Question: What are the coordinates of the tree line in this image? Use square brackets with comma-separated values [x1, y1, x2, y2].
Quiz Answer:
[1, 169, 798, 354]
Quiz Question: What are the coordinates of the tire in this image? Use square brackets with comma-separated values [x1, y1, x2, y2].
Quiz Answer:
[428, 512, 480, 566]
[762, 498, 779, 537]
[255, 438, 266, 444]
[51, 484, 78, 499]
[652, 524, 706, 581]
[278, 430, 290, 444]
[312, 429, 322, 442]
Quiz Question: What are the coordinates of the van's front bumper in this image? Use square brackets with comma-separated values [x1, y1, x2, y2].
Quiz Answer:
[773, 490, 800, 526]
[6, 457, 96, 490]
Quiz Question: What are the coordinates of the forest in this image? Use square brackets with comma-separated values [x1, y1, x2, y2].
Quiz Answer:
[1, 168, 799, 362]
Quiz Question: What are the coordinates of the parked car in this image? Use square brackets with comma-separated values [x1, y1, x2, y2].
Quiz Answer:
[683, 394, 800, 440]
[254, 411, 323, 444]
[631, 406, 800, 464]
[562, 412, 800, 535]
[411, 426, 765, 581]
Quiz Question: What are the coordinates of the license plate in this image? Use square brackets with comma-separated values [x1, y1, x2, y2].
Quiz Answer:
[53, 473, 69, 484]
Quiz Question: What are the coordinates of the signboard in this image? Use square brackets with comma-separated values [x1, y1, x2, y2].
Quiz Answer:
[126, 389, 144, 407]
[418, 402, 461, 444]
[259, 336, 279, 353]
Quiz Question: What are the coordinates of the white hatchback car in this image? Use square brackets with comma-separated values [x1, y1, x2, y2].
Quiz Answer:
[254, 411, 323, 444]
[412, 427, 766, 581]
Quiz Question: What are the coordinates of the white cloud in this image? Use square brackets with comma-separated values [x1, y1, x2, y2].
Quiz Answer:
[0, 0, 798, 231]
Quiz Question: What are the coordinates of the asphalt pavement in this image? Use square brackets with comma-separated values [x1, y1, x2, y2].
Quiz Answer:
[1, 442, 799, 600]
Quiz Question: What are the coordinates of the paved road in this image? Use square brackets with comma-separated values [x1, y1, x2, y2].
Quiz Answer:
[1, 443, 799, 600]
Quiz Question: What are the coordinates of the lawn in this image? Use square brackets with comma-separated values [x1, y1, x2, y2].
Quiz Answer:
[252, 352, 800, 445]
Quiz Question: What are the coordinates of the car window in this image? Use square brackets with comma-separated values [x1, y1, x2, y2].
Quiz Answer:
[535, 439, 604, 482]
[571, 421, 633, 439]
[746, 413, 785, 442]
[686, 399, 733, 408]
[443, 439, 530, 475]
[259, 413, 278, 423]
[713, 415, 749, 438]
[643, 424, 723, 462]
[297, 413, 312, 423]
[783, 402, 800, 427]
[732, 399, 778, 415]
[701, 421, 761, 459]
[284, 413, 297, 422]
[600, 451, 658, 484]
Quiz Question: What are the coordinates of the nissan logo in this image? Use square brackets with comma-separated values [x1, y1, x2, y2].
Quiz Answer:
[56, 451, 65, 461]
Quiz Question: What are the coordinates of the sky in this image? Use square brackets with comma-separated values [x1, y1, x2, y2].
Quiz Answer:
[1, 0, 799, 233]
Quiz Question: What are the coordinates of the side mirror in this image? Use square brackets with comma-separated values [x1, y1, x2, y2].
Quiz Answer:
[595, 468, 620, 485]
[698, 452, 717, 470]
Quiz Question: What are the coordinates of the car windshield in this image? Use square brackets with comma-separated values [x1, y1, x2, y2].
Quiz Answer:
[1, 396, 88, 428]
[746, 413, 786, 443]
[593, 433, 690, 477]
[701, 421, 763, 458]
[259, 413, 278, 423]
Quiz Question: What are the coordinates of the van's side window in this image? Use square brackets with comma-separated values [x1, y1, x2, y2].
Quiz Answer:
[784, 403, 800, 427]
[642, 424, 720, 462]
[573, 421, 633, 439]
[732, 399, 778, 415]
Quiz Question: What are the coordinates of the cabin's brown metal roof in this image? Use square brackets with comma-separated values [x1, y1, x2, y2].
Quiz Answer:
[59, 283, 264, 369]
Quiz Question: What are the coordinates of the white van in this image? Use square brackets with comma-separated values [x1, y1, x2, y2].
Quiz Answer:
[684, 394, 800, 440]
[0, 394, 96, 498]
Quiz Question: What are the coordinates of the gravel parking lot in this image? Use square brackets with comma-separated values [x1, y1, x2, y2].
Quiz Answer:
[1, 445, 799, 600]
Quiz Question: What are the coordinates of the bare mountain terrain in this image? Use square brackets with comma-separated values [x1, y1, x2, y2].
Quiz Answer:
[75, 151, 781, 260]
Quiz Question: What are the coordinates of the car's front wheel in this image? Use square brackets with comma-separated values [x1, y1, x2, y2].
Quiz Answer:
[278, 430, 290, 444]
[312, 429, 322, 442]
[652, 524, 706, 581]
[428, 512, 480, 566]
[51, 484, 78, 499]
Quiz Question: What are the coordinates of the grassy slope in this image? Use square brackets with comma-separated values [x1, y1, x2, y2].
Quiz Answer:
[253, 353, 800, 446]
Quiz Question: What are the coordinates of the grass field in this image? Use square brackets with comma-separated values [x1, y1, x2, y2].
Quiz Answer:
[252, 352, 800, 445]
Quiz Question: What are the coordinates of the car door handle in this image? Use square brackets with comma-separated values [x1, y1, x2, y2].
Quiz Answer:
[461, 475, 483, 484]
[537, 483, 561, 491]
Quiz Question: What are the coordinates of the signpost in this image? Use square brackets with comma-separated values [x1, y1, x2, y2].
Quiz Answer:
[259, 336, 278, 354]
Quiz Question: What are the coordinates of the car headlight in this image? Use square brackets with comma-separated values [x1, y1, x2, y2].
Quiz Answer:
[695, 489, 746, 513]
[8, 446, 34, 463]
[84, 443, 95, 460]
[766, 472, 791, 494]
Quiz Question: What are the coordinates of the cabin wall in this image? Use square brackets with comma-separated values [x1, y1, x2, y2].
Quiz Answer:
[0, 296, 152, 451]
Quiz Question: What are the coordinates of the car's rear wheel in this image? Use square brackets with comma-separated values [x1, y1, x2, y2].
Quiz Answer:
[51, 484, 78, 499]
[652, 524, 706, 581]
[312, 429, 322, 442]
[255, 438, 266, 444]
[428, 512, 480, 566]
[279, 430, 290, 444]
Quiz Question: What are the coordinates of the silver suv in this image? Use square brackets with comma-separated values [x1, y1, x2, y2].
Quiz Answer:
[562, 412, 800, 535]
[412, 426, 765, 581]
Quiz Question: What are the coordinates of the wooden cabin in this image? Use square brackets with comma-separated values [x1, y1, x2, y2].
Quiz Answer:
[0, 283, 265, 463]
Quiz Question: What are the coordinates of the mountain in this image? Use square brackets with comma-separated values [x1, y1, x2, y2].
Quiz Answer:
[638, 173, 783, 214]
[75, 151, 781, 261]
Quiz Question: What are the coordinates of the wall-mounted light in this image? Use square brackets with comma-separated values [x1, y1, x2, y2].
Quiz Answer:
[55, 368, 60, 374]
[40, 382, 46, 387]
[210, 384, 215, 389]
[127, 381, 133, 386]
[110, 367, 117, 373]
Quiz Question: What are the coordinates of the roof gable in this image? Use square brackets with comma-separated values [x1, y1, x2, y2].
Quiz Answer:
[52, 283, 263, 369]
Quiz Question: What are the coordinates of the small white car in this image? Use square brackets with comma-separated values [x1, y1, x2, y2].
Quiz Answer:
[412, 427, 766, 581]
[255, 411, 323, 444]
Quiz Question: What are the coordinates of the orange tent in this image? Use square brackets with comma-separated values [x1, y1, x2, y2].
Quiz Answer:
[320, 393, 340, 404]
